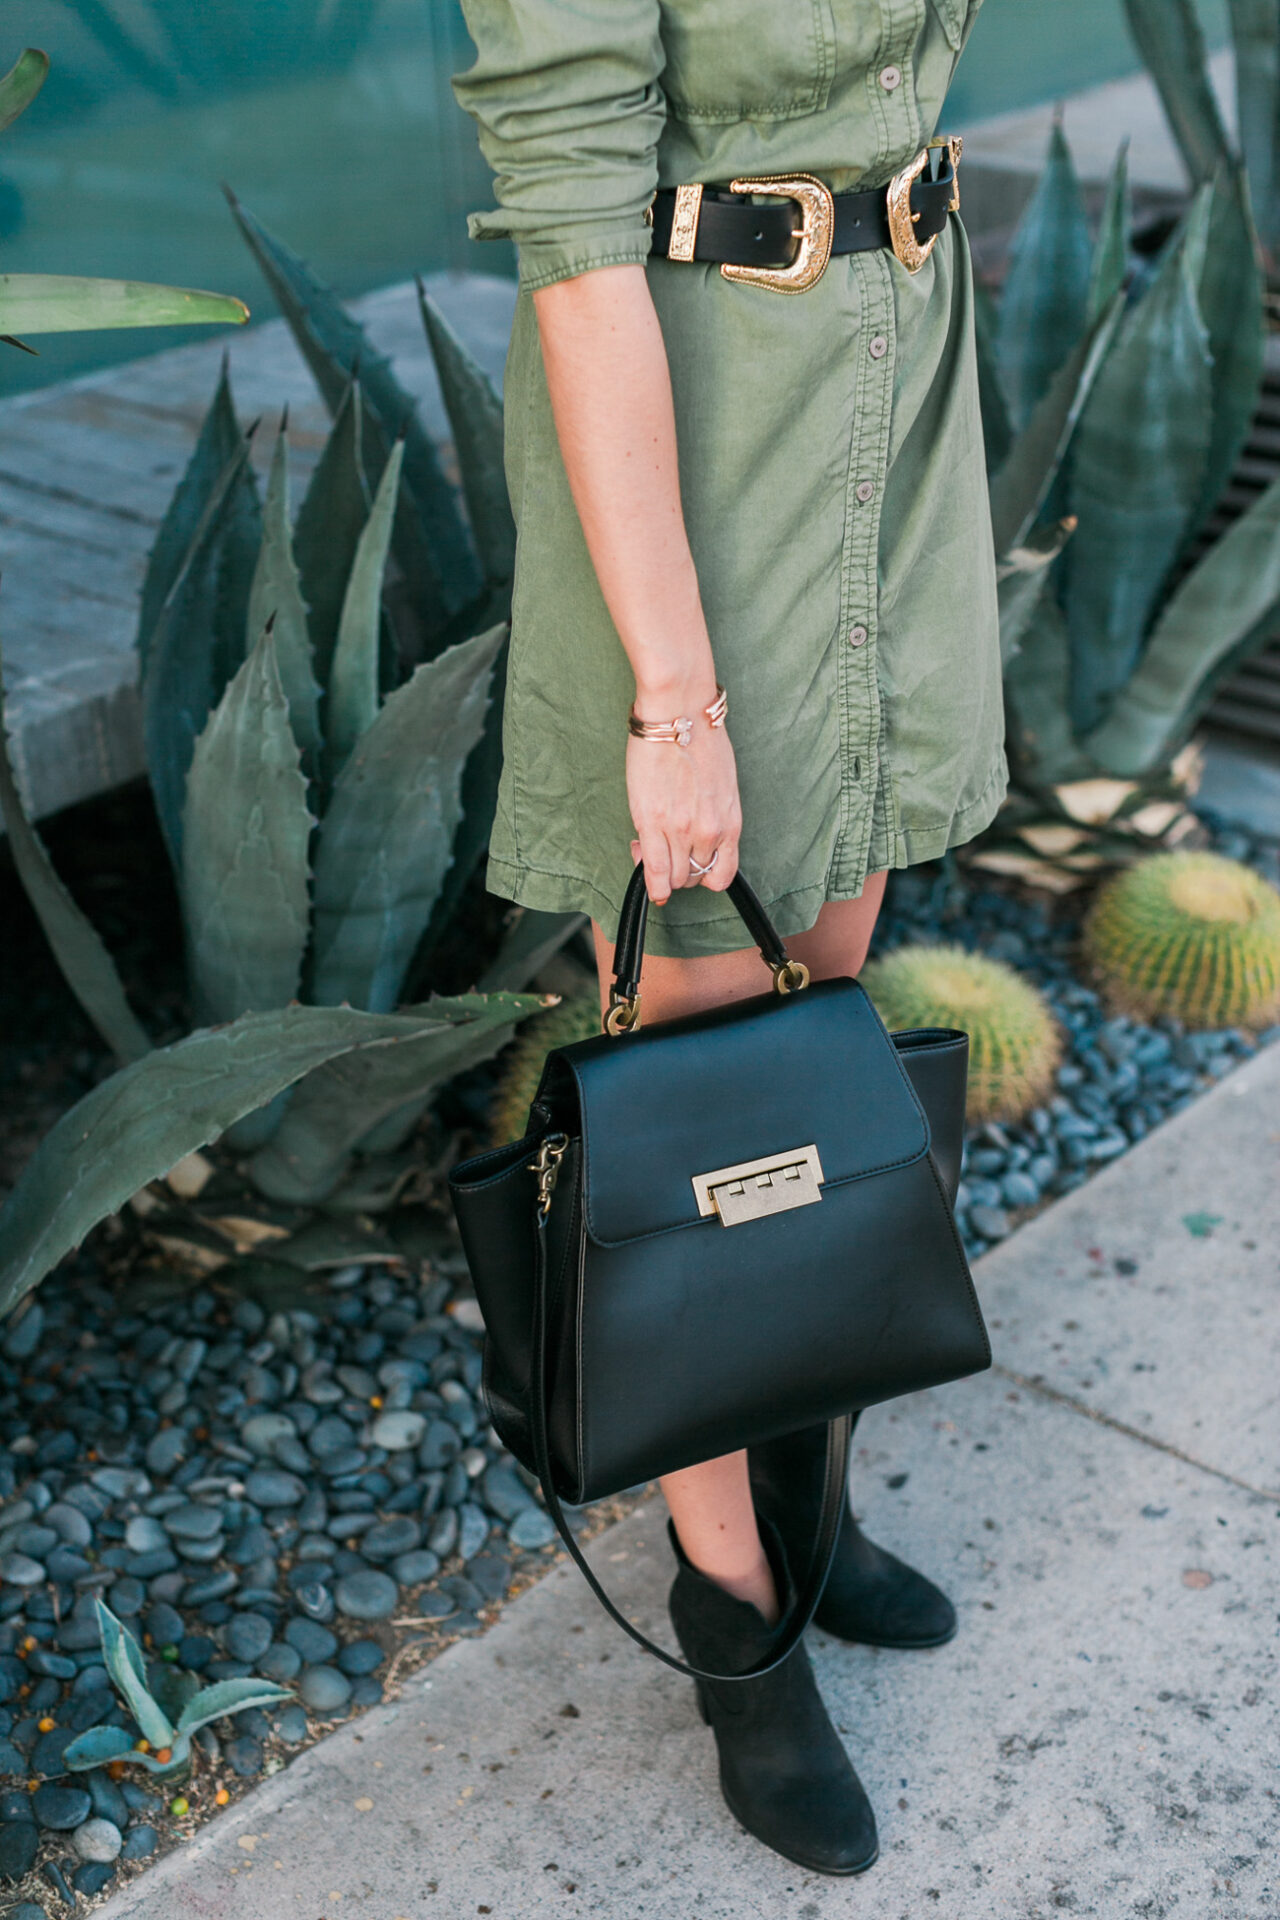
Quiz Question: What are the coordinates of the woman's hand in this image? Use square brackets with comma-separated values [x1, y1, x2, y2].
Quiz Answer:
[627, 687, 742, 904]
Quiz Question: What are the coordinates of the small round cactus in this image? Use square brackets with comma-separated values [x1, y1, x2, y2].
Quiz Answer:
[861, 944, 1061, 1123]
[1083, 851, 1280, 1029]
[490, 995, 602, 1145]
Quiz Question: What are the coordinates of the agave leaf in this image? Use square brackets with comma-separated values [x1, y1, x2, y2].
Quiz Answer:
[138, 359, 242, 676]
[989, 293, 1123, 558]
[0, 645, 151, 1064]
[1085, 469, 1280, 776]
[477, 909, 588, 993]
[97, 1600, 174, 1748]
[0, 274, 248, 336]
[326, 438, 405, 775]
[310, 624, 504, 1012]
[225, 191, 479, 636]
[62, 1725, 139, 1771]
[142, 436, 257, 865]
[181, 629, 313, 1024]
[0, 1004, 481, 1317]
[177, 1677, 293, 1733]
[997, 521, 1075, 666]
[1122, 0, 1231, 186]
[1192, 164, 1265, 533]
[419, 283, 516, 589]
[1003, 597, 1093, 788]
[249, 991, 545, 1203]
[1229, 0, 1280, 250]
[0, 47, 49, 131]
[972, 277, 1013, 477]
[97, 1735, 192, 1775]
[996, 121, 1094, 429]
[293, 380, 369, 693]
[1064, 191, 1213, 735]
[247, 423, 321, 767]
[1086, 141, 1130, 325]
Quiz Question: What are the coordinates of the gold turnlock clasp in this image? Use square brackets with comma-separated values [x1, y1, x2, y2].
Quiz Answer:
[773, 958, 810, 995]
[721, 173, 835, 294]
[692, 1143, 825, 1228]
[603, 991, 640, 1036]
[886, 135, 962, 274]
[529, 1131, 569, 1219]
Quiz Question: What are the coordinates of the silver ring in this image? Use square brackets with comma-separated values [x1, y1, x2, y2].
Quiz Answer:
[688, 849, 719, 877]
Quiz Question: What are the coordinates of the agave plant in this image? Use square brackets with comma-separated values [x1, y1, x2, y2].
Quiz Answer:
[0, 213, 573, 1323]
[0, 47, 247, 349]
[60, 1598, 291, 1779]
[1123, 0, 1280, 265]
[66, 0, 381, 102]
[972, 120, 1277, 883]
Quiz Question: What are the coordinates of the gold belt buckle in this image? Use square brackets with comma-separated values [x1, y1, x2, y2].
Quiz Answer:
[719, 173, 835, 294]
[886, 134, 962, 274]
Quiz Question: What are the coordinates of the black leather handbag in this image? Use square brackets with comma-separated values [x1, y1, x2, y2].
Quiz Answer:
[449, 866, 990, 1679]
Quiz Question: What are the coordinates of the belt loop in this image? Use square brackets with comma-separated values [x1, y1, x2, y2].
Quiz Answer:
[668, 184, 704, 263]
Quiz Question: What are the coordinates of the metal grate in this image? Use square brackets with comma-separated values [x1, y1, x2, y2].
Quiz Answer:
[1197, 338, 1280, 746]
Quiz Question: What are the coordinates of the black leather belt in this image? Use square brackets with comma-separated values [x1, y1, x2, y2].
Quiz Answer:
[647, 136, 962, 291]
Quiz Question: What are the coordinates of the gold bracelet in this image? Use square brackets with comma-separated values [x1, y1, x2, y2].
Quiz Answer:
[628, 683, 728, 748]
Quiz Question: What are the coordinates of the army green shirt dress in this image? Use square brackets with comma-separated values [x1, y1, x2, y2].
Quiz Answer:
[453, 0, 1007, 958]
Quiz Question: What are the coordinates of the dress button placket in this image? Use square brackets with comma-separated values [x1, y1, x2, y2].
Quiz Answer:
[833, 252, 896, 893]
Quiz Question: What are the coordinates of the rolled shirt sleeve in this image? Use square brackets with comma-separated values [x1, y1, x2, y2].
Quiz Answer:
[453, 0, 666, 290]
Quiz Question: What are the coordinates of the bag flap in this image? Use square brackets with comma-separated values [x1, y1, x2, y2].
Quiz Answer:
[540, 977, 930, 1247]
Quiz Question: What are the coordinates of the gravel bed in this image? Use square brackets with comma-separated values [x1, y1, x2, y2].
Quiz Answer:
[0, 806, 1276, 1911]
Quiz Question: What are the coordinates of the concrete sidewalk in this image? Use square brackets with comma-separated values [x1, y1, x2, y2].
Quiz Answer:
[98, 1047, 1280, 1920]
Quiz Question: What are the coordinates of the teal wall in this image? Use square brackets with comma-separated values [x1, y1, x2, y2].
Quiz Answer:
[1, 1, 1229, 397]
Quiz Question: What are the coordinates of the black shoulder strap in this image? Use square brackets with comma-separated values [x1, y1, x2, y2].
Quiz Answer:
[529, 1209, 850, 1682]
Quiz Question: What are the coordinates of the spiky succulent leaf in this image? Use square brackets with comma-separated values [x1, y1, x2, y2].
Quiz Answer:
[1121, 0, 1231, 185]
[177, 1677, 293, 1733]
[225, 190, 478, 636]
[293, 380, 369, 694]
[142, 435, 259, 866]
[62, 1726, 139, 1771]
[997, 521, 1075, 666]
[248, 991, 546, 1203]
[310, 624, 504, 1012]
[419, 284, 515, 588]
[0, 274, 248, 336]
[414, 623, 509, 971]
[1003, 597, 1093, 788]
[972, 276, 1013, 477]
[326, 438, 404, 775]
[989, 292, 1122, 558]
[181, 629, 313, 1024]
[862, 946, 1061, 1125]
[1084, 851, 1280, 1028]
[247, 424, 321, 766]
[1191, 163, 1265, 533]
[138, 359, 242, 677]
[1064, 190, 1213, 735]
[0, 1005, 476, 1317]
[1084, 468, 1280, 775]
[1229, 0, 1280, 250]
[0, 643, 150, 1064]
[477, 908, 588, 993]
[97, 1600, 174, 1748]
[995, 121, 1094, 429]
[0, 47, 49, 131]
[1086, 141, 1131, 325]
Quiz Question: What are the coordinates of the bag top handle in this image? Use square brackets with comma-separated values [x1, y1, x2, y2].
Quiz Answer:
[605, 861, 809, 1034]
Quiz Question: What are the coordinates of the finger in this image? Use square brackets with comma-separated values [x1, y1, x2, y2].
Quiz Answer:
[687, 845, 719, 888]
[637, 827, 672, 905]
[667, 834, 693, 893]
[702, 837, 739, 892]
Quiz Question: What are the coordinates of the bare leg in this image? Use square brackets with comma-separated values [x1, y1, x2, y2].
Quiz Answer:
[590, 871, 888, 1623]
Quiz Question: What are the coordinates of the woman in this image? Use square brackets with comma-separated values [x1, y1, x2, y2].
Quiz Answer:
[453, 0, 1005, 1875]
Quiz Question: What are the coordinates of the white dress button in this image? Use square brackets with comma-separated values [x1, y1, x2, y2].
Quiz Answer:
[855, 480, 876, 504]
[878, 64, 902, 91]
[848, 625, 869, 647]
[869, 334, 889, 359]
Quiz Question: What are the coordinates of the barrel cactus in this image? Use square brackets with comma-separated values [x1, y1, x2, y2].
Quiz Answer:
[491, 995, 602, 1144]
[1083, 851, 1280, 1029]
[861, 946, 1061, 1123]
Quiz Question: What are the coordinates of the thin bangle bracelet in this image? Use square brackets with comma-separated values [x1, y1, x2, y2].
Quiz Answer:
[628, 682, 728, 747]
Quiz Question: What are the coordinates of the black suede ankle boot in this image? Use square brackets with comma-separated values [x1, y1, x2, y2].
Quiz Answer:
[749, 1422, 957, 1650]
[667, 1518, 878, 1876]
